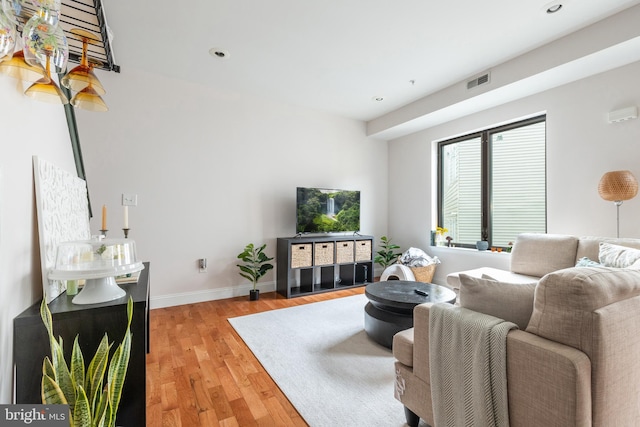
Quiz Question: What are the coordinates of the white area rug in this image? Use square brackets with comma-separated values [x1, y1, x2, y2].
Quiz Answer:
[228, 294, 409, 427]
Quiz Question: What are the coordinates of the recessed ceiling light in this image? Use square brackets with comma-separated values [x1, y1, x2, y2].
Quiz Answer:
[209, 48, 230, 59]
[545, 3, 563, 13]
[372, 96, 384, 102]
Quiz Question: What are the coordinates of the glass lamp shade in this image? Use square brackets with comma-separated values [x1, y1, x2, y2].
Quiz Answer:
[48, 238, 144, 305]
[598, 170, 639, 202]
[24, 75, 68, 103]
[0, 49, 48, 82]
[24, 52, 67, 103]
[71, 85, 108, 111]
[22, 10, 68, 73]
[62, 64, 105, 94]
[61, 28, 105, 94]
[0, 9, 17, 61]
[2, 0, 23, 17]
[28, 0, 62, 24]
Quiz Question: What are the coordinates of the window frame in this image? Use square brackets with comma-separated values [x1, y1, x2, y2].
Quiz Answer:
[437, 115, 547, 249]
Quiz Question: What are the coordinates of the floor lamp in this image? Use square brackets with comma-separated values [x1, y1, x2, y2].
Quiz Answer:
[598, 170, 638, 238]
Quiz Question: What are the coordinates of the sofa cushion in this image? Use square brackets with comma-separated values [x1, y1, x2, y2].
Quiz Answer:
[392, 327, 414, 367]
[458, 273, 536, 329]
[510, 233, 578, 277]
[447, 267, 538, 291]
[526, 267, 640, 351]
[598, 242, 640, 268]
[576, 236, 640, 262]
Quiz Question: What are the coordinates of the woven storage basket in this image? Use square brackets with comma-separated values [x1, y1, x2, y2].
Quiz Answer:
[336, 241, 354, 263]
[355, 240, 372, 261]
[409, 264, 436, 283]
[314, 242, 335, 265]
[291, 244, 312, 268]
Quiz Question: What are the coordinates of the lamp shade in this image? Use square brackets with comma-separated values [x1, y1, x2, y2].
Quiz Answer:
[0, 50, 48, 82]
[598, 170, 638, 202]
[71, 85, 108, 111]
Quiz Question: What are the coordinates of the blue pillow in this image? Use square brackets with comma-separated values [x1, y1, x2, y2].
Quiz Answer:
[576, 257, 602, 267]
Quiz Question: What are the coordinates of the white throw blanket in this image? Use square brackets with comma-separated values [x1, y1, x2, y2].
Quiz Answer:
[429, 303, 517, 427]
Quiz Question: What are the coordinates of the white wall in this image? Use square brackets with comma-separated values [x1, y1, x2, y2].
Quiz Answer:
[75, 67, 389, 308]
[0, 77, 76, 402]
[389, 61, 640, 285]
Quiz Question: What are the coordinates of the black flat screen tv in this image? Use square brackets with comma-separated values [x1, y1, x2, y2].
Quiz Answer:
[296, 187, 360, 234]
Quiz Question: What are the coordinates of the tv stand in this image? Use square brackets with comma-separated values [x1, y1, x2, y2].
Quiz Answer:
[277, 235, 374, 298]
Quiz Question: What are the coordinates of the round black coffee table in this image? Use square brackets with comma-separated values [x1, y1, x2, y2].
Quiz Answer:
[364, 280, 457, 348]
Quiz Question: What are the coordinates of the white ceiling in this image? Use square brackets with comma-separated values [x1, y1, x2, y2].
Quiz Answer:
[102, 0, 640, 123]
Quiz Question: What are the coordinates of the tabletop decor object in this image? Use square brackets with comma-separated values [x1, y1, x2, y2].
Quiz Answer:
[48, 237, 144, 304]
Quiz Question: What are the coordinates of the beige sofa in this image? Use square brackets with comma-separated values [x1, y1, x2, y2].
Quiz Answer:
[392, 233, 640, 427]
[447, 233, 640, 294]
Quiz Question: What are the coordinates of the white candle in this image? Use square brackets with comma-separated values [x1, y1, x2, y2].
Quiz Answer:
[123, 206, 129, 229]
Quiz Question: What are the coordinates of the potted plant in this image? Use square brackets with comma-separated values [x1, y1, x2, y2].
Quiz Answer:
[435, 226, 448, 246]
[237, 243, 274, 300]
[40, 297, 133, 427]
[374, 236, 402, 269]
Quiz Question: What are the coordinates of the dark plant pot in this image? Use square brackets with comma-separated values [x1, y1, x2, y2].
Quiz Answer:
[249, 289, 260, 301]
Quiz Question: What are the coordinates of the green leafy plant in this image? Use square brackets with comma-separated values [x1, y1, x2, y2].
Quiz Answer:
[374, 236, 402, 268]
[236, 243, 274, 290]
[40, 297, 133, 427]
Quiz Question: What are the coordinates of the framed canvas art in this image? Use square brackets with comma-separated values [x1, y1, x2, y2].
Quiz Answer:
[33, 156, 91, 303]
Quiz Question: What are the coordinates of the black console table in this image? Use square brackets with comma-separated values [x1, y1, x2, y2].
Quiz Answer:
[13, 262, 150, 427]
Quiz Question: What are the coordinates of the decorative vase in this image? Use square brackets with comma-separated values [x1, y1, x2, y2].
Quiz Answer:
[249, 289, 259, 301]
[476, 241, 489, 251]
[435, 234, 446, 246]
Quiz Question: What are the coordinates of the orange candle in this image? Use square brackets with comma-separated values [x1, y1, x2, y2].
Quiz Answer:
[101, 204, 107, 230]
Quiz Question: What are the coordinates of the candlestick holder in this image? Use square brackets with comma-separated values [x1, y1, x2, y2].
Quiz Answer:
[99, 229, 108, 237]
[123, 228, 130, 238]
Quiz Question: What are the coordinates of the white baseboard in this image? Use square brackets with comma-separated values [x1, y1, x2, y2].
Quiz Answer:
[150, 267, 385, 309]
[149, 281, 276, 309]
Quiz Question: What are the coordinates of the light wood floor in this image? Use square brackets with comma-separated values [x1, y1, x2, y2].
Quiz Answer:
[145, 287, 365, 426]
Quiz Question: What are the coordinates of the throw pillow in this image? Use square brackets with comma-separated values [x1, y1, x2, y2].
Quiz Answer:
[598, 242, 640, 268]
[458, 273, 536, 330]
[575, 257, 602, 267]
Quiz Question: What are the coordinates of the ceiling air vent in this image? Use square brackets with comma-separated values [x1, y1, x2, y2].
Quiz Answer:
[467, 73, 490, 90]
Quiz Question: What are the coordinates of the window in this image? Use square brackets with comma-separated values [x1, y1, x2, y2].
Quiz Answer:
[438, 115, 546, 248]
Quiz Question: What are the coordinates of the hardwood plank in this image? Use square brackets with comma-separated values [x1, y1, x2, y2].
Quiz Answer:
[146, 287, 365, 426]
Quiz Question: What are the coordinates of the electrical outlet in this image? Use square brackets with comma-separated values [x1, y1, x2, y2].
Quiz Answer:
[122, 193, 138, 206]
[199, 258, 207, 273]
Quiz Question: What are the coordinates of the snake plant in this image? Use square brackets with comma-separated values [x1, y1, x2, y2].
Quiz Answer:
[40, 296, 133, 427]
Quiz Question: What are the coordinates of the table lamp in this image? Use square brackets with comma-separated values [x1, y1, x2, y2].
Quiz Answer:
[49, 237, 144, 304]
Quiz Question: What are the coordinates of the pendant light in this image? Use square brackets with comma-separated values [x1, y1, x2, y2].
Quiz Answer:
[70, 58, 107, 111]
[24, 49, 68, 104]
[61, 29, 105, 95]
[0, 49, 48, 82]
[0, 6, 17, 61]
